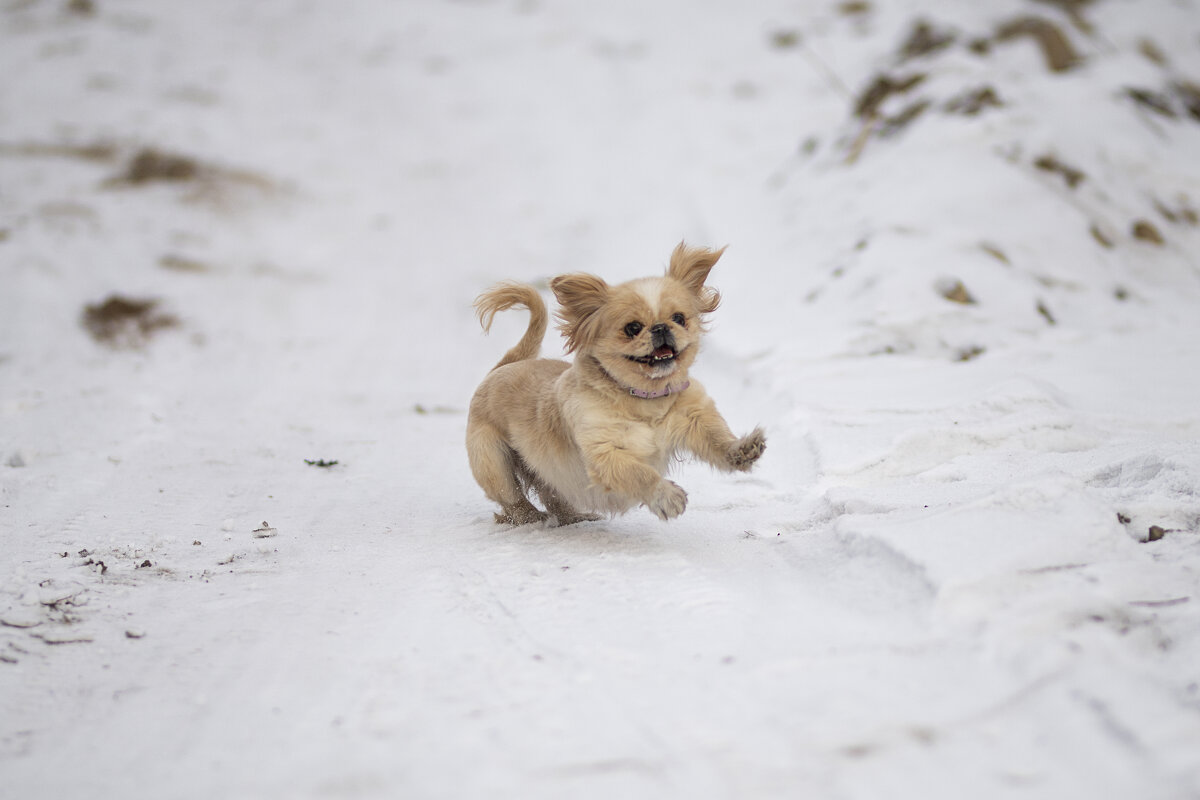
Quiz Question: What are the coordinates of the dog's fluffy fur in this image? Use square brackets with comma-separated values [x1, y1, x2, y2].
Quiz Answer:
[467, 242, 765, 525]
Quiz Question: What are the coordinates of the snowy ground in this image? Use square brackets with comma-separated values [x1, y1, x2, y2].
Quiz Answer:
[3, 0, 1200, 797]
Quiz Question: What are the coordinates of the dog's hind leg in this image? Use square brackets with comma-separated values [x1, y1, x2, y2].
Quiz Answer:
[535, 481, 602, 527]
[467, 423, 548, 526]
[494, 501, 547, 526]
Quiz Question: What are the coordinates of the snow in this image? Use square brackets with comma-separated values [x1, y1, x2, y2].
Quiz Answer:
[3, 0, 1200, 798]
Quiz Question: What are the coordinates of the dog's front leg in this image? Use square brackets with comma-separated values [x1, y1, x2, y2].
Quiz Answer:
[579, 435, 687, 520]
[677, 393, 766, 473]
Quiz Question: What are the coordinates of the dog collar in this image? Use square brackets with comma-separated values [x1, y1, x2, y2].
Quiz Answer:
[627, 380, 690, 399]
[592, 357, 689, 399]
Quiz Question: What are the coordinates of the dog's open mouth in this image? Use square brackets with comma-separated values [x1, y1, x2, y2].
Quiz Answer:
[628, 345, 677, 365]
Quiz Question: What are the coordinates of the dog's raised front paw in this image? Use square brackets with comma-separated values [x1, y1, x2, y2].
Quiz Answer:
[727, 427, 766, 471]
[647, 480, 687, 521]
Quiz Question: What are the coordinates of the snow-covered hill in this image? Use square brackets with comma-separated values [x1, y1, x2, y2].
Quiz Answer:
[3, 1, 1199, 798]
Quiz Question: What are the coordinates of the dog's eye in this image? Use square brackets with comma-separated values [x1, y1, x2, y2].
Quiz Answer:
[623, 321, 644, 338]
[671, 313, 686, 326]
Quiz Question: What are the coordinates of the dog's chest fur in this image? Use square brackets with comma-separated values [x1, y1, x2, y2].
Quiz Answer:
[485, 358, 681, 514]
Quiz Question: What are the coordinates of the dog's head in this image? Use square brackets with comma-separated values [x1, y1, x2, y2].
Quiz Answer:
[550, 242, 724, 391]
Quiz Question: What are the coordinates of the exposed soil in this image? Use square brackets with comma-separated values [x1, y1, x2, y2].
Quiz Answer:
[956, 345, 986, 362]
[1154, 197, 1199, 226]
[994, 17, 1082, 73]
[1036, 300, 1057, 325]
[854, 73, 927, 120]
[1090, 224, 1115, 249]
[1131, 220, 1165, 245]
[938, 279, 976, 305]
[81, 296, 179, 347]
[1126, 87, 1178, 118]
[158, 254, 211, 274]
[944, 86, 1003, 116]
[114, 148, 201, 185]
[898, 20, 955, 62]
[1173, 81, 1200, 122]
[1034, 154, 1086, 188]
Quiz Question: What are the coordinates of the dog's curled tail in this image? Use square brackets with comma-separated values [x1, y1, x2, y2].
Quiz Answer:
[474, 282, 547, 371]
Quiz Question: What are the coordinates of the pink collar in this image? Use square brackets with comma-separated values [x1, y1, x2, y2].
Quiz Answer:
[626, 380, 690, 399]
[591, 357, 689, 399]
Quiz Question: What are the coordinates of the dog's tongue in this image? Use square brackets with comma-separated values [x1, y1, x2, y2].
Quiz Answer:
[653, 346, 675, 359]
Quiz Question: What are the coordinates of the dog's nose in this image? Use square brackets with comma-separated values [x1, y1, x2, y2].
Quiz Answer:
[650, 324, 668, 336]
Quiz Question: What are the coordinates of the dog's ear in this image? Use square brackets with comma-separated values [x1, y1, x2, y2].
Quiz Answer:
[667, 241, 724, 314]
[550, 273, 609, 353]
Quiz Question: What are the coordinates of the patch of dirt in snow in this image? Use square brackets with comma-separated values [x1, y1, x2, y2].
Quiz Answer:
[775, 0, 1200, 364]
[81, 295, 179, 348]
[0, 140, 285, 211]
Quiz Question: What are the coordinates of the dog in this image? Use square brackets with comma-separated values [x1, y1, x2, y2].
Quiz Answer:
[466, 242, 765, 525]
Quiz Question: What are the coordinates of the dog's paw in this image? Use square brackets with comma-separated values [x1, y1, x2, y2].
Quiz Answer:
[727, 428, 766, 471]
[647, 480, 688, 521]
[494, 506, 549, 526]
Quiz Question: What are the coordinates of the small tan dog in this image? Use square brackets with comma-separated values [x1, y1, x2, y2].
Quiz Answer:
[467, 242, 765, 525]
